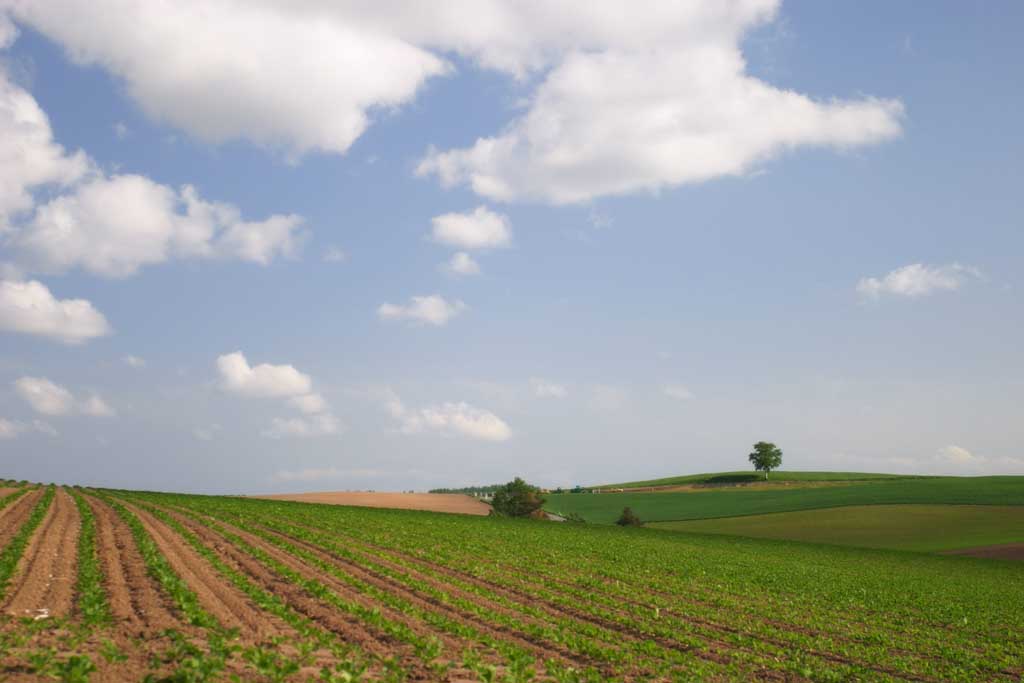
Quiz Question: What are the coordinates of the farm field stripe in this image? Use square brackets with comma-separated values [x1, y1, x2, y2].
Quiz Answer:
[142, 495, 610, 680]
[2, 487, 79, 620]
[232, 497, 1024, 683]
[152, 495, 754, 681]
[83, 494, 183, 632]
[68, 487, 111, 625]
[118, 499, 296, 640]
[116, 495, 488, 680]
[142, 498, 540, 677]
[0, 488, 43, 550]
[0, 486, 54, 602]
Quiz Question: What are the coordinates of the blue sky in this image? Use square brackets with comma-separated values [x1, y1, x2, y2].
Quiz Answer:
[0, 2, 1021, 493]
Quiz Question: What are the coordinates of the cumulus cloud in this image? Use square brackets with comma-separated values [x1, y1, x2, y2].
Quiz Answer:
[442, 252, 481, 276]
[0, 64, 90, 231]
[217, 351, 312, 398]
[935, 445, 1023, 471]
[430, 206, 511, 250]
[415, 4, 903, 203]
[0, 417, 57, 439]
[0, 279, 111, 344]
[857, 263, 981, 299]
[387, 393, 511, 441]
[0, 60, 305, 277]
[3, 1, 446, 158]
[664, 384, 695, 400]
[122, 355, 145, 368]
[13, 376, 114, 417]
[263, 414, 341, 439]
[13, 176, 305, 278]
[378, 295, 466, 326]
[531, 378, 567, 398]
[79, 394, 116, 417]
[216, 351, 339, 438]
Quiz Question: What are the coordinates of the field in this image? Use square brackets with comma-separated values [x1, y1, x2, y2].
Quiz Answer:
[544, 475, 1024, 524]
[0, 482, 1023, 681]
[650, 504, 1024, 552]
[597, 471, 917, 489]
[256, 491, 490, 515]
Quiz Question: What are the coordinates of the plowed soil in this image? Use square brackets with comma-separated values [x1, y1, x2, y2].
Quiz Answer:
[256, 491, 491, 515]
[3, 488, 79, 619]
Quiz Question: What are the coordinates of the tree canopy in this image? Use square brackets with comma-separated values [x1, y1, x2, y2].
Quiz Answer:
[490, 477, 546, 518]
[748, 441, 783, 479]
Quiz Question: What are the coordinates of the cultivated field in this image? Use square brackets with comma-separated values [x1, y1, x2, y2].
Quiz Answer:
[1, 481, 1023, 681]
[545, 475, 1024, 524]
[256, 491, 490, 515]
[651, 504, 1024, 552]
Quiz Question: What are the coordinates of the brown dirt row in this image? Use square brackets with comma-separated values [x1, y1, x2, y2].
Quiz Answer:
[2, 487, 79, 620]
[86, 494, 184, 634]
[0, 487, 21, 501]
[0, 489, 43, 549]
[123, 501, 298, 642]
[255, 491, 491, 515]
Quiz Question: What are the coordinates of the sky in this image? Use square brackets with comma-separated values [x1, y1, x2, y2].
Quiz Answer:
[0, 1, 1022, 494]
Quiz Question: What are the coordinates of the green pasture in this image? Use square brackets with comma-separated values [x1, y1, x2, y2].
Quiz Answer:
[597, 470, 916, 488]
[545, 475, 1024, 524]
[651, 504, 1024, 552]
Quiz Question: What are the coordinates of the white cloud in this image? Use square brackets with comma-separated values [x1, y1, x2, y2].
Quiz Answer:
[13, 176, 305, 278]
[263, 413, 341, 439]
[443, 252, 481, 276]
[79, 394, 116, 417]
[323, 246, 347, 263]
[430, 206, 511, 250]
[938, 445, 975, 464]
[288, 392, 327, 415]
[416, 5, 903, 204]
[0, 64, 90, 230]
[664, 384, 695, 400]
[378, 295, 466, 326]
[217, 351, 312, 398]
[216, 351, 340, 439]
[122, 355, 145, 368]
[857, 263, 981, 299]
[0, 279, 111, 344]
[387, 393, 511, 441]
[0, 62, 305, 277]
[113, 121, 129, 139]
[14, 376, 74, 415]
[531, 378, 567, 398]
[12, 376, 113, 418]
[0, 417, 56, 439]
[4, 1, 446, 158]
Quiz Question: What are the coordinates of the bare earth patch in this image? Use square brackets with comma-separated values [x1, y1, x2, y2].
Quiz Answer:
[254, 491, 491, 515]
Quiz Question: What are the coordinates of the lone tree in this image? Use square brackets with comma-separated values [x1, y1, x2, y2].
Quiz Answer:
[616, 506, 643, 527]
[491, 477, 546, 518]
[748, 441, 783, 480]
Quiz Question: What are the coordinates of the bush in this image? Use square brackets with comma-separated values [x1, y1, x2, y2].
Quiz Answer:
[615, 507, 643, 527]
[490, 477, 546, 518]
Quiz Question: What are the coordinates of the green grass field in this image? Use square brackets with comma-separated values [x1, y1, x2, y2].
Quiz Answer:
[598, 470, 918, 488]
[650, 504, 1024, 552]
[545, 475, 1024, 524]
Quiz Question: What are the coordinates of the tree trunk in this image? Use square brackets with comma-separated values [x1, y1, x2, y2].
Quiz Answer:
[765, 471, 769, 480]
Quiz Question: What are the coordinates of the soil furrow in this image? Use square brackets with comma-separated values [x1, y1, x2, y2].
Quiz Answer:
[86, 495, 182, 633]
[0, 489, 42, 549]
[122, 501, 296, 641]
[3, 487, 78, 619]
